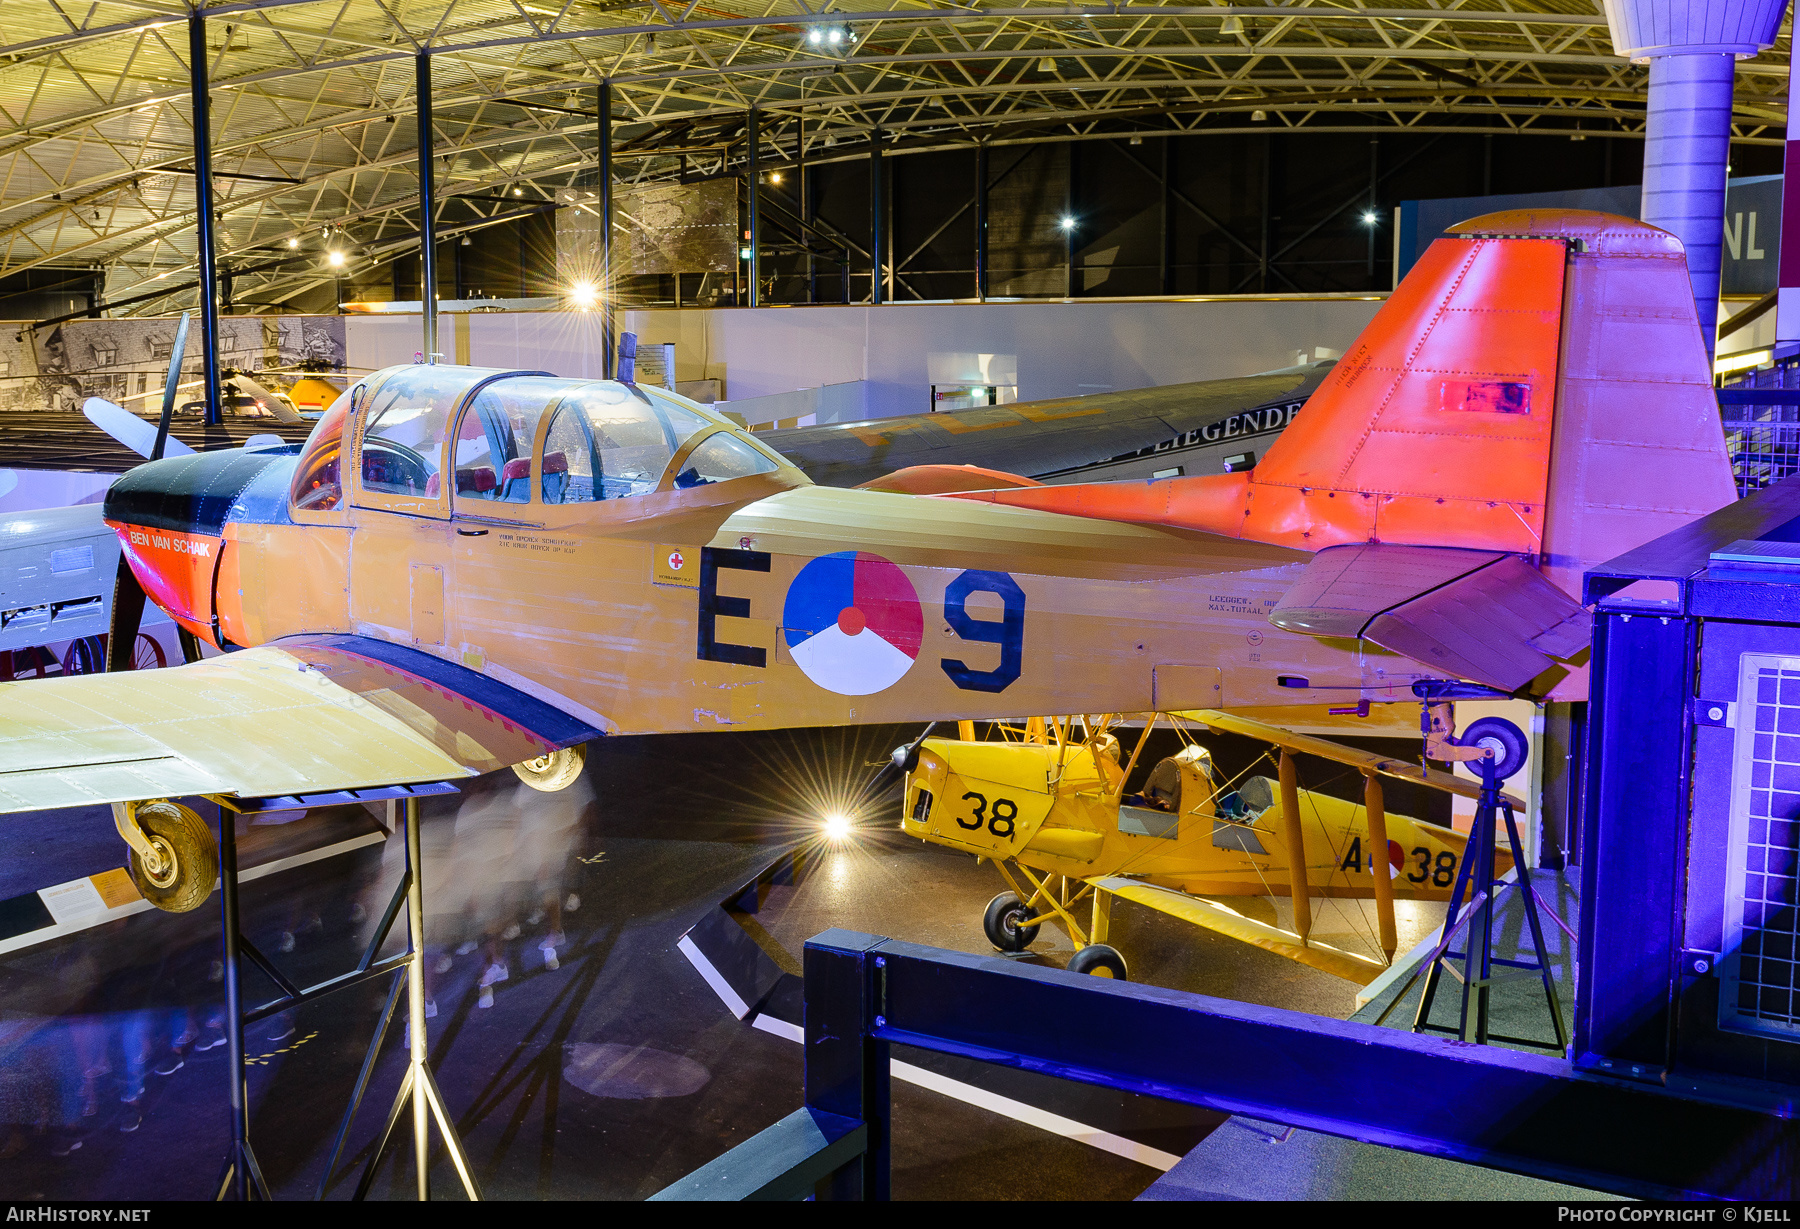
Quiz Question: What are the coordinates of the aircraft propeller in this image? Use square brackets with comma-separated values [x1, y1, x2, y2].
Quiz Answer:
[105, 315, 200, 672]
[863, 721, 940, 804]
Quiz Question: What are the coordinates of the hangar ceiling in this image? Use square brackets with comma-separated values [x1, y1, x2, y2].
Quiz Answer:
[3, 0, 1792, 314]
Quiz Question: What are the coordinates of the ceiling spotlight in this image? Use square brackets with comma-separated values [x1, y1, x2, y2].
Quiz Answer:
[513, 187, 524, 196]
[1059, 216, 1076, 231]
[828, 28, 842, 44]
[1252, 109, 1267, 122]
[739, 246, 753, 259]
[569, 279, 597, 308]
[1361, 211, 1378, 226]
[1221, 15, 1244, 35]
[461, 235, 472, 246]
[326, 250, 345, 267]
[1039, 57, 1057, 73]
[770, 171, 782, 184]
[809, 29, 822, 44]
[286, 237, 299, 248]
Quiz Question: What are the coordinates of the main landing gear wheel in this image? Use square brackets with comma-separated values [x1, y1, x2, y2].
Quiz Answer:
[983, 892, 1041, 953]
[512, 742, 587, 792]
[127, 801, 219, 914]
[1068, 944, 1128, 980]
[1461, 717, 1528, 781]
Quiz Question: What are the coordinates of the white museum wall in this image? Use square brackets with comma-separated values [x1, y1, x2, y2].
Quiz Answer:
[338, 295, 1385, 418]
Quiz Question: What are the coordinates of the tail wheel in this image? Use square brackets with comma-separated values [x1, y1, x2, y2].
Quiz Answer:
[1068, 943, 1128, 980]
[132, 634, 167, 671]
[512, 742, 588, 792]
[127, 802, 219, 914]
[61, 636, 105, 676]
[1461, 716, 1529, 781]
[982, 892, 1041, 953]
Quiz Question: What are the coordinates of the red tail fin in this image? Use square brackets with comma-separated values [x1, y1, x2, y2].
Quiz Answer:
[950, 209, 1736, 589]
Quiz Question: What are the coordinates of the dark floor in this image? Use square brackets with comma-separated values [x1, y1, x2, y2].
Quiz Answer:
[0, 721, 1454, 1201]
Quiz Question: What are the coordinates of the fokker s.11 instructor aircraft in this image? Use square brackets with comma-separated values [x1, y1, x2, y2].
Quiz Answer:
[0, 209, 1735, 913]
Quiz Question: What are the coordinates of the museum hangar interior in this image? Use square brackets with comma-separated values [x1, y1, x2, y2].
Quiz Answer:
[2, 0, 1800, 1204]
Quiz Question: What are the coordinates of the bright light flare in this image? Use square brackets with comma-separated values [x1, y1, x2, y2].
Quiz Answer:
[1361, 211, 1378, 226]
[1058, 216, 1076, 231]
[569, 279, 598, 308]
[326, 250, 345, 267]
[821, 812, 853, 842]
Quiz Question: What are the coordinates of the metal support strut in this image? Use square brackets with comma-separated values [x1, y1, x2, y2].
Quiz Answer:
[201, 782, 465, 1200]
[329, 797, 482, 1200]
[1379, 757, 1568, 1051]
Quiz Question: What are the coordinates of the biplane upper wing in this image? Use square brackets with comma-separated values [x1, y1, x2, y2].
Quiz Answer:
[0, 634, 605, 814]
[1087, 876, 1385, 984]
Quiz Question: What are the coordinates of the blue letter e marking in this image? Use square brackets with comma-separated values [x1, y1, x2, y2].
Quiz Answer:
[941, 570, 1025, 693]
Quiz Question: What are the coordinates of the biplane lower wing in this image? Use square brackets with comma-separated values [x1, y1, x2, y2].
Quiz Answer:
[0, 635, 605, 814]
[1088, 875, 1385, 984]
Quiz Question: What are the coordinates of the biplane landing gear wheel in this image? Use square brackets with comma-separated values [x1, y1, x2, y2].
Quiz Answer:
[126, 802, 219, 914]
[983, 892, 1040, 953]
[1068, 944, 1128, 980]
[1461, 717, 1528, 781]
[61, 635, 105, 675]
[512, 742, 587, 792]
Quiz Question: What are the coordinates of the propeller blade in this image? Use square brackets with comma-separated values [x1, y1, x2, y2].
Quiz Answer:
[104, 554, 148, 672]
[82, 397, 197, 460]
[863, 721, 939, 803]
[151, 313, 191, 462]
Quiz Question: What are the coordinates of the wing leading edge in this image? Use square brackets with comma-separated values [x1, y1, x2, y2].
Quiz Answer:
[0, 634, 606, 815]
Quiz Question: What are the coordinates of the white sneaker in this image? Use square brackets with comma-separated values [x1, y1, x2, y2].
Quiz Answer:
[278, 932, 295, 954]
[423, 998, 437, 1019]
[478, 986, 494, 1009]
[479, 962, 509, 987]
[565, 893, 581, 912]
[525, 910, 545, 927]
[455, 940, 478, 957]
[540, 943, 559, 972]
[545, 931, 565, 949]
[433, 954, 453, 975]
[500, 923, 521, 941]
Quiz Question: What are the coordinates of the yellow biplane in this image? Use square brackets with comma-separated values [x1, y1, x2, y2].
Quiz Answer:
[897, 710, 1519, 983]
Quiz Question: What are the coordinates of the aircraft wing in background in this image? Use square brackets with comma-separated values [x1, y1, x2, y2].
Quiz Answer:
[760, 363, 1334, 487]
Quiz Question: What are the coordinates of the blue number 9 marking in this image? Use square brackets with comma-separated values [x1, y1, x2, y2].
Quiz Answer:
[941, 570, 1025, 693]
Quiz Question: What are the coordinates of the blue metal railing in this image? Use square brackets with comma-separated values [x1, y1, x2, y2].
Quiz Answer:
[654, 929, 1800, 1201]
[1722, 363, 1800, 496]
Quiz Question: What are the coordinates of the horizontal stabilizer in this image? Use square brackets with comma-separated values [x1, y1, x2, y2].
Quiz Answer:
[1089, 876, 1385, 984]
[1267, 543, 1505, 638]
[1269, 544, 1588, 691]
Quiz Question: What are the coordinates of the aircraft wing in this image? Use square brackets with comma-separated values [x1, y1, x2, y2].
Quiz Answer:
[760, 366, 1332, 487]
[1088, 875, 1385, 984]
[0, 634, 604, 814]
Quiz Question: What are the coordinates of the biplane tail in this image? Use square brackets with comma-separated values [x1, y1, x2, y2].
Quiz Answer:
[949, 210, 1739, 693]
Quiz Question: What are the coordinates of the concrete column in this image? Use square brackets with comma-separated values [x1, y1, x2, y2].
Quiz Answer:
[1604, 0, 1789, 359]
[1640, 53, 1736, 357]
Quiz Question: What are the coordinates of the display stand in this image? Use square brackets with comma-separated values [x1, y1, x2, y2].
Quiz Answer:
[1375, 758, 1567, 1051]
[206, 783, 478, 1201]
